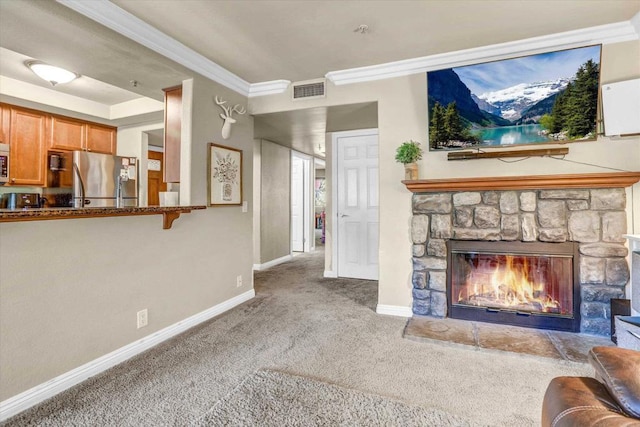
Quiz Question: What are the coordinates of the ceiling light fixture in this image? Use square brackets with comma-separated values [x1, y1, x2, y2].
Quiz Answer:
[354, 24, 369, 34]
[26, 60, 80, 86]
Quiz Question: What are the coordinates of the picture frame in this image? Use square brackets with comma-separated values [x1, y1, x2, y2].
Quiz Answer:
[208, 143, 242, 206]
[427, 45, 602, 151]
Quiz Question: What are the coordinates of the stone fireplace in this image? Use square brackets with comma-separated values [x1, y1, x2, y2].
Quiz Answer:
[406, 173, 640, 336]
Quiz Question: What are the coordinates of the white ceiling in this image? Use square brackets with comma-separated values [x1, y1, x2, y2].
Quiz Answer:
[111, 0, 640, 84]
[0, 0, 638, 155]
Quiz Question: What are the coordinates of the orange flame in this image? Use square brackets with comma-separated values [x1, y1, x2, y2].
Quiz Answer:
[461, 255, 561, 313]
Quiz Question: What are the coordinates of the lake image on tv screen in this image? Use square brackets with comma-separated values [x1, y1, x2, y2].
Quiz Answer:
[426, 45, 601, 150]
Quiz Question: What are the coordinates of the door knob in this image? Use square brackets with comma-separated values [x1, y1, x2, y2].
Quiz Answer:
[340, 214, 349, 218]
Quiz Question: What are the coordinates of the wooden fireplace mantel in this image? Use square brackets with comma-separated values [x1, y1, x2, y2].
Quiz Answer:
[402, 172, 640, 193]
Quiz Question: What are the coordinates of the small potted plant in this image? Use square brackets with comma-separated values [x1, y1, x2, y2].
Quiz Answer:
[395, 140, 423, 180]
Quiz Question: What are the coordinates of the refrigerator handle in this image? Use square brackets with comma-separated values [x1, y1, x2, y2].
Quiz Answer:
[73, 162, 86, 208]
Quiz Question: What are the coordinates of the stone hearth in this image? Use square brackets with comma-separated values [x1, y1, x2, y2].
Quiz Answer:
[403, 316, 612, 363]
[410, 187, 629, 336]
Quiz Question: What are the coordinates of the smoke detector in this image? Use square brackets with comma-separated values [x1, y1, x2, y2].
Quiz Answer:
[354, 24, 370, 34]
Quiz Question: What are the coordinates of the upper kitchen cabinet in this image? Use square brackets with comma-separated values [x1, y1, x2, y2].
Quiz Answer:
[85, 123, 116, 154]
[49, 114, 116, 154]
[163, 85, 182, 183]
[8, 106, 46, 186]
[49, 115, 85, 151]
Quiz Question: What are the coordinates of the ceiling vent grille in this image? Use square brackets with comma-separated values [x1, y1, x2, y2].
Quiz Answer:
[292, 79, 326, 100]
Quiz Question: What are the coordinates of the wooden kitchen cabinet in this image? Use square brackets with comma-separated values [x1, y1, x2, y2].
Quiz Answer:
[1, 103, 118, 187]
[50, 116, 116, 154]
[49, 115, 85, 150]
[8, 107, 46, 185]
[0, 104, 9, 144]
[85, 123, 116, 154]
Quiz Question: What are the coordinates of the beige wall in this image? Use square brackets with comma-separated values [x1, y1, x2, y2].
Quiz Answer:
[251, 40, 640, 310]
[0, 76, 254, 400]
[259, 139, 291, 264]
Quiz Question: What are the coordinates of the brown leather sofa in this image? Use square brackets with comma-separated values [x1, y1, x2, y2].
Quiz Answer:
[542, 346, 640, 426]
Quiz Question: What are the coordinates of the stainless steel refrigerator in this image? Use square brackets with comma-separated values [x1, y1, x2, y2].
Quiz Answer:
[73, 151, 138, 208]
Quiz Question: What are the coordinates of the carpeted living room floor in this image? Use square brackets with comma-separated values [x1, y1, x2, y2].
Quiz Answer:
[2, 249, 593, 426]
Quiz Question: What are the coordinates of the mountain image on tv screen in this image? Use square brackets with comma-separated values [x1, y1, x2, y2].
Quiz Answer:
[426, 45, 601, 150]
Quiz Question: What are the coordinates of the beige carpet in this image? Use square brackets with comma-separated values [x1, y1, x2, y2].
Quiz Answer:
[198, 369, 475, 426]
[3, 249, 592, 426]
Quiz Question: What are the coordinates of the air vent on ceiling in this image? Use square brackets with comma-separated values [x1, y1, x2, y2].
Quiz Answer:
[292, 79, 326, 100]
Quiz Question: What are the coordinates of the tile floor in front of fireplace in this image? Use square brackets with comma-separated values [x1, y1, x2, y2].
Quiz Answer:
[403, 316, 613, 363]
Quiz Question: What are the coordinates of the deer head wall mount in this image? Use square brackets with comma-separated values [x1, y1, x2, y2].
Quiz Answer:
[215, 96, 246, 139]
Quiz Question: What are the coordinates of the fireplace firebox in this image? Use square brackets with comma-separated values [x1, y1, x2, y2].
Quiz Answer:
[447, 240, 580, 332]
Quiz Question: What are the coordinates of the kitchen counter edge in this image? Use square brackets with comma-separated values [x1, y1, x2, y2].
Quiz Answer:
[0, 206, 207, 229]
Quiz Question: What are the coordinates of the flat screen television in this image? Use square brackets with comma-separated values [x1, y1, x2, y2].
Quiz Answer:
[427, 45, 602, 151]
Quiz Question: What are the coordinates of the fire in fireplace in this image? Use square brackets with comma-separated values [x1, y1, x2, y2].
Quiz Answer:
[447, 241, 580, 332]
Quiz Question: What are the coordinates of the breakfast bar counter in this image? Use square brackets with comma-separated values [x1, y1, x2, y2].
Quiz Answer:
[0, 205, 207, 229]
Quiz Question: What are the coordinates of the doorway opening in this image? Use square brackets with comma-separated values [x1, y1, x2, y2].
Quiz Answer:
[314, 158, 326, 247]
[291, 151, 312, 253]
[144, 128, 166, 206]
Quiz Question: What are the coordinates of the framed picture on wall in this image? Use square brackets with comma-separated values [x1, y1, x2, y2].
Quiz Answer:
[208, 143, 242, 206]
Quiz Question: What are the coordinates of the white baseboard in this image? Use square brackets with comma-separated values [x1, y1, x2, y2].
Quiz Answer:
[253, 254, 293, 271]
[0, 289, 255, 422]
[376, 304, 413, 317]
[323, 270, 338, 278]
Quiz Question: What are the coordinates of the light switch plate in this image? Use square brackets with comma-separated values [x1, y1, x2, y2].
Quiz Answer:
[242, 201, 248, 213]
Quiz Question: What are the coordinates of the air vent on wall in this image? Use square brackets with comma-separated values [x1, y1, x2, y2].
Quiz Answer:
[292, 79, 326, 100]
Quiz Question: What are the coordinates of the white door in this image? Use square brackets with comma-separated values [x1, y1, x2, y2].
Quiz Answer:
[291, 154, 305, 252]
[336, 130, 379, 280]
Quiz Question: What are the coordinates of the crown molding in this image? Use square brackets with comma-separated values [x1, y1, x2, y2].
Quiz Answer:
[326, 18, 640, 86]
[248, 80, 291, 98]
[57, 0, 251, 96]
[57, 1, 640, 96]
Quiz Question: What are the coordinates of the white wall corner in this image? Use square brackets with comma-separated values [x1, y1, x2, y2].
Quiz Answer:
[0, 289, 255, 422]
[630, 10, 640, 36]
[376, 304, 413, 318]
[179, 78, 193, 206]
[323, 270, 338, 278]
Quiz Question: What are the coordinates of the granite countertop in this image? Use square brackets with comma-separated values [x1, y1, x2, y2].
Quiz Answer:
[0, 205, 207, 229]
[0, 205, 206, 219]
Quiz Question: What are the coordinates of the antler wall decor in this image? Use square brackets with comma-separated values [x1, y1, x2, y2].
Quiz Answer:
[215, 96, 246, 139]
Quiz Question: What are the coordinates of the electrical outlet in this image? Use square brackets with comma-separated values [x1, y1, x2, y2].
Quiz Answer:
[236, 275, 242, 287]
[137, 309, 148, 329]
